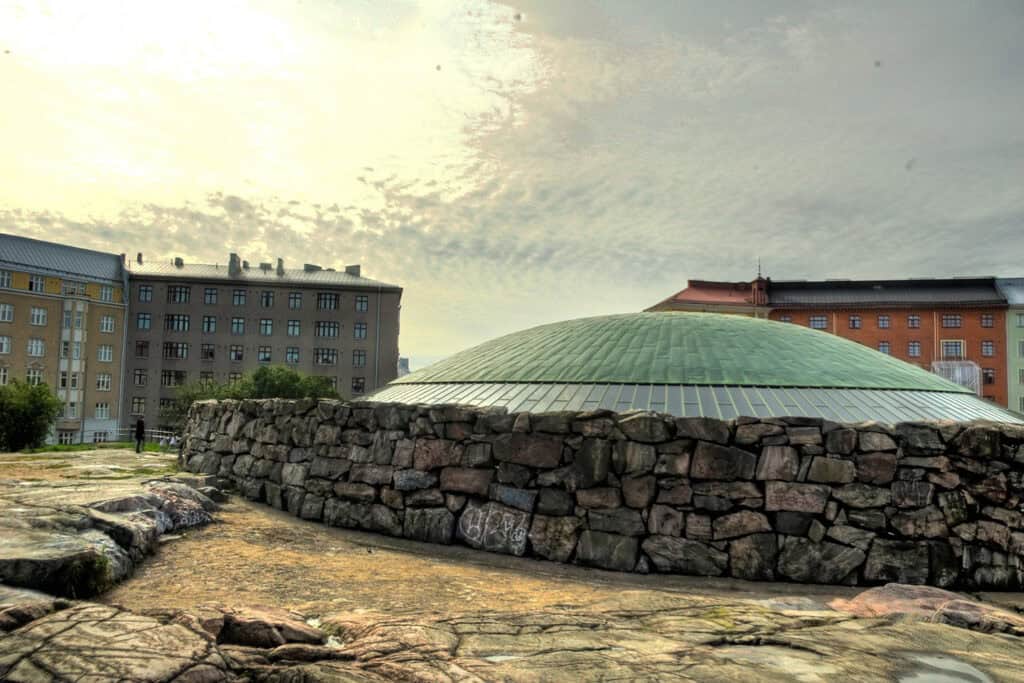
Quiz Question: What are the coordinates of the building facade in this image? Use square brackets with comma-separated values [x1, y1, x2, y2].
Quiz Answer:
[0, 234, 127, 443]
[123, 253, 402, 429]
[648, 277, 1011, 407]
[996, 279, 1024, 414]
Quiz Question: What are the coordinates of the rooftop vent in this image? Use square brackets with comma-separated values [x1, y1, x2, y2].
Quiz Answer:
[174, 257, 184, 268]
[345, 264, 361, 277]
[303, 263, 322, 272]
[259, 262, 272, 271]
[276, 258, 284, 276]
[229, 253, 241, 277]
[242, 260, 250, 270]
[136, 252, 143, 265]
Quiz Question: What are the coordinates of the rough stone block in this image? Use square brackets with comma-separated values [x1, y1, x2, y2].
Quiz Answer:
[892, 480, 935, 508]
[674, 417, 730, 444]
[690, 443, 756, 481]
[589, 508, 645, 536]
[405, 488, 445, 508]
[413, 439, 461, 470]
[492, 433, 563, 468]
[864, 540, 929, 584]
[825, 428, 858, 455]
[456, 501, 531, 556]
[309, 457, 351, 480]
[787, 427, 822, 446]
[496, 462, 532, 487]
[462, 443, 493, 467]
[616, 442, 657, 475]
[854, 452, 897, 485]
[655, 480, 693, 506]
[536, 489, 575, 516]
[826, 525, 875, 550]
[490, 484, 537, 512]
[528, 515, 583, 562]
[440, 467, 493, 497]
[775, 511, 813, 536]
[847, 508, 887, 530]
[713, 511, 771, 540]
[832, 484, 892, 509]
[576, 487, 622, 509]
[647, 505, 684, 536]
[641, 536, 727, 575]
[777, 538, 866, 584]
[891, 505, 948, 539]
[618, 414, 672, 443]
[574, 439, 612, 487]
[653, 452, 691, 477]
[859, 431, 897, 452]
[735, 422, 784, 446]
[765, 481, 830, 514]
[576, 531, 639, 571]
[393, 469, 438, 491]
[622, 475, 656, 509]
[756, 447, 800, 481]
[332, 482, 376, 503]
[730, 533, 777, 580]
[404, 508, 456, 545]
[807, 457, 856, 484]
[686, 513, 712, 541]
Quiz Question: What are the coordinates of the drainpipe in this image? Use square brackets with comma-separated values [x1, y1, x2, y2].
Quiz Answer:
[118, 266, 129, 440]
[374, 286, 382, 389]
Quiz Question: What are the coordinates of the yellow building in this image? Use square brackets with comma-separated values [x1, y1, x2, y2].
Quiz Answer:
[0, 234, 127, 444]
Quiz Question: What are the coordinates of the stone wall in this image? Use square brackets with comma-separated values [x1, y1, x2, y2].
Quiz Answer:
[181, 399, 1024, 588]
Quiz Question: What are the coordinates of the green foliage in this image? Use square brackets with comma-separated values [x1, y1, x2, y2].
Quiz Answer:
[0, 380, 63, 452]
[159, 365, 339, 430]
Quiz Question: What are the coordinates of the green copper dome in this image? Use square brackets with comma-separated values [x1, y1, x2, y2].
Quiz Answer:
[394, 313, 967, 392]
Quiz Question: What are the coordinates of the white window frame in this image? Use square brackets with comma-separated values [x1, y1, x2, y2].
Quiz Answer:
[100, 315, 114, 333]
[0, 270, 10, 288]
[98, 344, 113, 362]
[96, 373, 112, 391]
[30, 307, 47, 326]
[27, 338, 45, 357]
[26, 368, 43, 385]
[0, 303, 12, 322]
[0, 336, 9, 354]
[28, 275, 45, 292]
[100, 285, 114, 302]
[0, 366, 8, 385]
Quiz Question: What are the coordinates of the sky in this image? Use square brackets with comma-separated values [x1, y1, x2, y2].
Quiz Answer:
[1, 1, 1023, 370]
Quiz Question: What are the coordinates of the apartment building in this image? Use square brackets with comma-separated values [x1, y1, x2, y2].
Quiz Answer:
[0, 234, 127, 443]
[996, 279, 1024, 414]
[647, 277, 1011, 407]
[123, 252, 402, 428]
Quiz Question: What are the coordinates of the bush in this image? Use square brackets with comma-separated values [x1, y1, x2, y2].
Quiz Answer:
[159, 366, 339, 430]
[0, 380, 63, 451]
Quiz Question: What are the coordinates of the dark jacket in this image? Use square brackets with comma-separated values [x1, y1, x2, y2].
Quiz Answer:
[135, 420, 145, 440]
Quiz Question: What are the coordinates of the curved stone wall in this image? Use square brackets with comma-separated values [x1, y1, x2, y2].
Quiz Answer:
[181, 399, 1024, 588]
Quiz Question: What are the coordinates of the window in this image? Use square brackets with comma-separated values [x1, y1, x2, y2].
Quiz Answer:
[162, 342, 189, 360]
[908, 341, 921, 358]
[100, 315, 114, 333]
[941, 314, 962, 328]
[288, 292, 302, 309]
[0, 336, 9, 354]
[260, 291, 274, 307]
[981, 313, 994, 328]
[1020, 340, 1024, 358]
[138, 285, 153, 302]
[848, 315, 861, 329]
[30, 307, 47, 326]
[232, 289, 247, 306]
[877, 315, 890, 329]
[941, 340, 964, 359]
[314, 348, 337, 365]
[71, 372, 81, 389]
[96, 373, 111, 391]
[93, 431, 108, 443]
[95, 402, 110, 419]
[258, 345, 272, 362]
[259, 319, 273, 335]
[877, 341, 890, 355]
[352, 377, 365, 394]
[133, 369, 147, 386]
[1020, 396, 1024, 413]
[285, 347, 300, 363]
[201, 343, 215, 361]
[317, 292, 339, 310]
[981, 340, 995, 357]
[159, 398, 176, 411]
[137, 312, 151, 330]
[352, 349, 366, 367]
[315, 321, 339, 337]
[907, 314, 921, 329]
[230, 345, 244, 361]
[1020, 368, 1024, 385]
[808, 316, 827, 330]
[28, 275, 45, 292]
[135, 340, 150, 358]
[98, 345, 113, 362]
[354, 322, 368, 339]
[63, 310, 72, 329]
[0, 367, 7, 385]
[167, 285, 191, 303]
[26, 368, 43, 385]
[59, 371, 68, 389]
[982, 368, 996, 385]
[228, 372, 242, 383]
[778, 315, 792, 323]
[66, 402, 78, 419]
[287, 320, 301, 336]
[1017, 313, 1024, 328]
[62, 281, 86, 296]
[72, 341, 81, 359]
[231, 317, 245, 335]
[57, 431, 74, 445]
[131, 397, 146, 415]
[74, 310, 83, 329]
[0, 303, 12, 322]
[100, 286, 114, 302]
[202, 315, 217, 333]
[161, 370, 187, 386]
[27, 338, 44, 357]
[200, 371, 216, 384]
[204, 288, 218, 304]
[355, 295, 368, 312]
[0, 270, 9, 288]
[164, 314, 191, 332]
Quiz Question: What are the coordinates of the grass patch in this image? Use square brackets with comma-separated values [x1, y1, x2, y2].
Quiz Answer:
[22, 441, 167, 454]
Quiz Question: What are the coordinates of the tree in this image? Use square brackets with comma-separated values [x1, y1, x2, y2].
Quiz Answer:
[0, 380, 63, 451]
[159, 366, 339, 430]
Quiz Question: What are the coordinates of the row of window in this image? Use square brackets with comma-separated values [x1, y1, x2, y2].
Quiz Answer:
[138, 313, 368, 338]
[0, 271, 115, 301]
[141, 285, 370, 312]
[790, 313, 999, 331]
[133, 339, 368, 366]
[0, 304, 117, 332]
[55, 401, 112, 420]
[0, 336, 115, 361]
[870, 339, 998, 359]
[0, 364, 115, 391]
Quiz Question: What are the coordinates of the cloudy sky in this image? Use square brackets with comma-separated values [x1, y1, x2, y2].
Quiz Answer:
[1, 1, 1022, 369]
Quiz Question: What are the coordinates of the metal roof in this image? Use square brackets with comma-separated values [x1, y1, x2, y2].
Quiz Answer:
[126, 260, 401, 291]
[768, 278, 1005, 308]
[370, 383, 1022, 423]
[996, 278, 1024, 306]
[392, 313, 968, 393]
[0, 233, 123, 282]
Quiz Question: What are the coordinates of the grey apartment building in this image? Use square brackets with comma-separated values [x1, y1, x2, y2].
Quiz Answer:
[123, 253, 402, 429]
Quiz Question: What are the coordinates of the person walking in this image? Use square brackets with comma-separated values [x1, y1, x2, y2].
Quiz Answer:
[134, 418, 145, 453]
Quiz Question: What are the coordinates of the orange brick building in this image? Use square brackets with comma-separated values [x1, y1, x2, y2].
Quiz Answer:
[647, 278, 1009, 407]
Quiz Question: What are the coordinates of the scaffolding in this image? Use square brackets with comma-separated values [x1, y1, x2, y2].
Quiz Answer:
[931, 360, 982, 396]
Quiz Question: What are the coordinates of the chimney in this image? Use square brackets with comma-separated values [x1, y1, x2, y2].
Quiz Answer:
[751, 277, 768, 306]
[228, 253, 241, 277]
[136, 252, 143, 265]
[276, 258, 284, 276]
[303, 263, 322, 273]
[174, 257, 184, 268]
[242, 260, 250, 270]
[345, 264, 361, 277]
